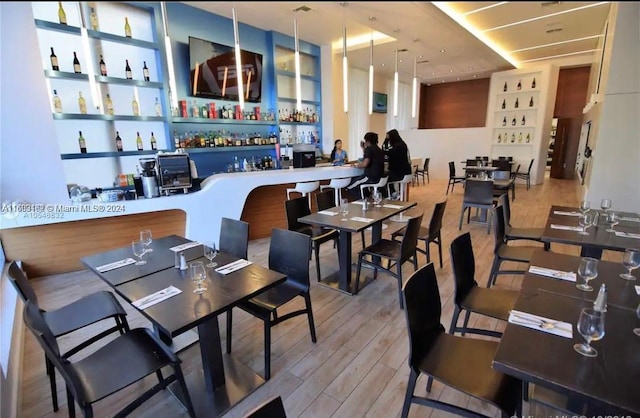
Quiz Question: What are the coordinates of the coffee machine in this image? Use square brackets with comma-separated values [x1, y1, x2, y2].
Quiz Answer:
[139, 158, 159, 198]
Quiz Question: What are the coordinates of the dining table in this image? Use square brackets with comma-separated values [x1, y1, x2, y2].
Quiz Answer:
[298, 199, 417, 295]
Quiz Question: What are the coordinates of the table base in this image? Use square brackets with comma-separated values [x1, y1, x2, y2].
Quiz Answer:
[317, 264, 377, 295]
[170, 353, 265, 418]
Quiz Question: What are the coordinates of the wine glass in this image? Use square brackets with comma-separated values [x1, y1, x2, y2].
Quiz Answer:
[140, 229, 153, 253]
[579, 200, 590, 216]
[372, 189, 382, 207]
[620, 248, 640, 281]
[578, 213, 594, 236]
[576, 257, 598, 291]
[190, 261, 207, 294]
[606, 212, 619, 233]
[131, 240, 147, 265]
[204, 242, 218, 268]
[340, 198, 349, 221]
[600, 198, 612, 213]
[634, 303, 640, 336]
[574, 308, 605, 357]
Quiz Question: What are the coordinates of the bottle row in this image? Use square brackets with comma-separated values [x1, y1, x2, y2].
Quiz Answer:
[499, 96, 535, 110]
[175, 100, 277, 122]
[499, 115, 531, 127]
[502, 77, 536, 93]
[278, 108, 319, 124]
[76, 130, 159, 154]
[230, 155, 277, 173]
[52, 89, 162, 117]
[496, 131, 532, 144]
[173, 130, 279, 149]
[50, 47, 151, 81]
[57, 1, 132, 38]
[279, 129, 319, 145]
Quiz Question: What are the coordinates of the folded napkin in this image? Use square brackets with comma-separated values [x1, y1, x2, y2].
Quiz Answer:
[350, 216, 375, 223]
[614, 231, 640, 239]
[96, 258, 136, 273]
[317, 210, 338, 216]
[215, 259, 253, 275]
[132, 286, 181, 310]
[351, 201, 366, 206]
[508, 310, 573, 339]
[550, 224, 583, 232]
[620, 216, 640, 222]
[635, 285, 640, 295]
[528, 266, 576, 282]
[553, 210, 582, 217]
[382, 204, 404, 209]
[169, 241, 202, 252]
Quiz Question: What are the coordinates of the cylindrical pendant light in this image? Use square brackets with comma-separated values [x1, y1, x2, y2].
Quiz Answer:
[368, 38, 374, 115]
[161, 2, 179, 115]
[411, 57, 417, 118]
[294, 19, 302, 112]
[233, 8, 245, 110]
[342, 26, 348, 113]
[393, 49, 399, 117]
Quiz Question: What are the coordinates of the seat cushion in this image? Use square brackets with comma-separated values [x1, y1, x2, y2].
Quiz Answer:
[506, 226, 544, 241]
[361, 239, 402, 260]
[44, 291, 126, 337]
[238, 281, 306, 318]
[497, 245, 538, 263]
[392, 226, 431, 241]
[460, 287, 519, 321]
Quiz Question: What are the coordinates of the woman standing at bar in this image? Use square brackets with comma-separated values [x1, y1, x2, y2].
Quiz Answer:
[330, 139, 348, 166]
[384, 129, 412, 198]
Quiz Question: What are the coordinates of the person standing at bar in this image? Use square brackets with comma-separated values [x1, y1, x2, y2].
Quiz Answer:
[345, 132, 384, 200]
[384, 129, 412, 199]
[330, 139, 348, 166]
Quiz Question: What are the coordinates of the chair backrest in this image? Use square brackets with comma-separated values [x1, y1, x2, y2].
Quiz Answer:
[427, 201, 447, 241]
[448, 161, 456, 177]
[423, 158, 430, 172]
[493, 205, 507, 253]
[466, 159, 479, 168]
[511, 164, 520, 179]
[7, 261, 38, 305]
[492, 170, 510, 181]
[400, 213, 425, 262]
[316, 189, 335, 211]
[402, 263, 446, 370]
[498, 193, 511, 227]
[482, 156, 489, 162]
[219, 217, 249, 260]
[450, 233, 478, 306]
[498, 156, 507, 160]
[269, 228, 311, 289]
[475, 156, 482, 160]
[284, 195, 312, 232]
[492, 159, 511, 171]
[525, 158, 534, 174]
[244, 396, 287, 418]
[463, 180, 494, 206]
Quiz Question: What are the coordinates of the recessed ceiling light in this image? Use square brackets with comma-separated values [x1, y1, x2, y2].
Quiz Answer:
[473, 75, 477, 78]
[399, 59, 403, 63]
[393, 28, 400, 33]
[469, 66, 474, 70]
[441, 80, 445, 83]
[427, 83, 431, 86]
[449, 69, 453, 73]
[419, 54, 423, 58]
[381, 63, 385, 66]
[440, 49, 446, 53]
[368, 16, 376, 22]
[431, 71, 435, 75]
[457, 77, 460, 80]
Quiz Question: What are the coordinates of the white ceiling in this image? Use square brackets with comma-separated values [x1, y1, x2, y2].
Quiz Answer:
[183, 2, 611, 85]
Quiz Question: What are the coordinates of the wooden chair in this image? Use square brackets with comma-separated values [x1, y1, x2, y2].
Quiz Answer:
[400, 263, 522, 418]
[391, 201, 447, 268]
[459, 179, 495, 234]
[498, 193, 549, 250]
[449, 232, 518, 337]
[7, 261, 129, 413]
[446, 161, 465, 195]
[227, 228, 317, 380]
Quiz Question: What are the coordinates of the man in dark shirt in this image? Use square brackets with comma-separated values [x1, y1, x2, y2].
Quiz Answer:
[345, 132, 385, 200]
[384, 129, 412, 198]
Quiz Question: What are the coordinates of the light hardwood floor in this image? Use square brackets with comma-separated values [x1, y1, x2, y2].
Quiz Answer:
[18, 174, 623, 418]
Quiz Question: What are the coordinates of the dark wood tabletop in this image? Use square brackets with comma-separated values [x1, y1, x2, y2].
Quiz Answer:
[493, 289, 640, 415]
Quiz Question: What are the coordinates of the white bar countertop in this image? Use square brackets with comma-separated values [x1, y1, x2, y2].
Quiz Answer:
[0, 165, 362, 244]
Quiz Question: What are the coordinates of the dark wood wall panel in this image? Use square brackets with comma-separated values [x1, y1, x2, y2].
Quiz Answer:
[418, 78, 490, 129]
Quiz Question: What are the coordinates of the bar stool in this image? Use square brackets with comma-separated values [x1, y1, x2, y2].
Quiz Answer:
[320, 177, 351, 206]
[360, 176, 389, 200]
[286, 181, 320, 207]
[387, 174, 414, 201]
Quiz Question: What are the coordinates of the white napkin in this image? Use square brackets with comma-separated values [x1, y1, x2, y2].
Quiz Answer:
[132, 286, 182, 310]
[215, 259, 252, 275]
[554, 210, 582, 217]
[614, 231, 640, 239]
[351, 201, 366, 206]
[96, 258, 136, 273]
[382, 204, 404, 209]
[550, 224, 583, 232]
[620, 216, 640, 222]
[317, 210, 338, 216]
[169, 241, 202, 252]
[350, 216, 375, 223]
[508, 310, 573, 338]
[528, 266, 577, 282]
[635, 285, 640, 295]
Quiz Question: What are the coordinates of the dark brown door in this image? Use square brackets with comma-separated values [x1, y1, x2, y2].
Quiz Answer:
[550, 118, 570, 178]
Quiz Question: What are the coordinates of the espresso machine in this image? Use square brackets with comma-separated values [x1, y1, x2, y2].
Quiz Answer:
[139, 158, 159, 198]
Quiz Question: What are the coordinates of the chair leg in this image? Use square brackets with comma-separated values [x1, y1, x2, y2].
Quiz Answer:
[264, 317, 271, 381]
[458, 207, 465, 230]
[396, 262, 404, 310]
[46, 356, 59, 412]
[487, 257, 501, 288]
[461, 310, 471, 336]
[304, 293, 317, 343]
[426, 376, 434, 393]
[226, 309, 233, 353]
[401, 369, 419, 418]
[449, 306, 461, 335]
[173, 364, 197, 418]
[446, 181, 450, 195]
[155, 369, 164, 383]
[355, 254, 363, 294]
[437, 236, 443, 268]
[314, 244, 321, 282]
[66, 386, 76, 418]
[486, 209, 492, 235]
[544, 242, 550, 251]
[412, 253, 418, 271]
[361, 231, 366, 250]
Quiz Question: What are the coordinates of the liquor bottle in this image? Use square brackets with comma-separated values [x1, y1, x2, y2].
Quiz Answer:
[201, 105, 208, 118]
[125, 59, 132, 79]
[115, 131, 123, 151]
[502, 116, 507, 127]
[529, 96, 534, 107]
[501, 99, 506, 109]
[73, 51, 81, 74]
[78, 91, 87, 114]
[514, 98, 519, 108]
[105, 93, 114, 115]
[154, 97, 162, 116]
[233, 156, 240, 172]
[191, 101, 199, 118]
[124, 17, 132, 38]
[531, 77, 536, 89]
[142, 61, 150, 81]
[99, 55, 107, 76]
[78, 131, 87, 153]
[497, 134, 502, 143]
[511, 117, 516, 126]
[521, 115, 526, 125]
[526, 133, 531, 143]
[150, 132, 157, 150]
[89, 7, 99, 31]
[58, 1, 67, 25]
[518, 132, 523, 143]
[510, 133, 515, 143]
[132, 95, 140, 116]
[50, 47, 59, 71]
[517, 79, 522, 90]
[503, 81, 507, 92]
[136, 132, 143, 151]
[52, 89, 63, 113]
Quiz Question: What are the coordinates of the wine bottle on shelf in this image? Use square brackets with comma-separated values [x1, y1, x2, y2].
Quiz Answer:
[105, 93, 114, 115]
[58, 1, 67, 25]
[517, 79, 522, 90]
[78, 91, 87, 114]
[136, 132, 143, 151]
[154, 97, 162, 116]
[503, 81, 508, 92]
[531, 77, 536, 89]
[501, 99, 506, 109]
[89, 7, 99, 31]
[529, 96, 534, 107]
[502, 116, 507, 126]
[72, 51, 81, 74]
[78, 131, 87, 153]
[201, 104, 208, 118]
[125, 59, 132, 79]
[115, 131, 123, 151]
[521, 115, 526, 125]
[99, 55, 107, 76]
[50, 47, 59, 71]
[526, 133, 531, 143]
[511, 117, 516, 126]
[510, 133, 515, 143]
[191, 100, 199, 118]
[132, 95, 140, 116]
[150, 132, 157, 150]
[124, 17, 132, 38]
[497, 134, 502, 143]
[52, 89, 63, 113]
[518, 132, 523, 143]
[514, 98, 519, 108]
[142, 61, 150, 81]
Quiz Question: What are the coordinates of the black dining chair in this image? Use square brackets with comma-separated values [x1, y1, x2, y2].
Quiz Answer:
[515, 158, 534, 190]
[413, 158, 430, 185]
[23, 299, 196, 418]
[449, 232, 518, 337]
[498, 193, 549, 250]
[487, 204, 538, 288]
[459, 179, 495, 234]
[446, 161, 466, 195]
[316, 189, 356, 250]
[244, 396, 287, 418]
[492, 170, 514, 202]
[355, 212, 424, 309]
[400, 263, 522, 418]
[492, 159, 511, 172]
[391, 201, 447, 268]
[7, 261, 129, 413]
[219, 217, 249, 260]
[227, 228, 317, 380]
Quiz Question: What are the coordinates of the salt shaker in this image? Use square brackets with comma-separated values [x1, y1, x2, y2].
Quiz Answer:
[593, 283, 607, 312]
[179, 253, 188, 271]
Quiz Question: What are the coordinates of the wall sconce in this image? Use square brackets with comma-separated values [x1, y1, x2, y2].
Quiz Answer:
[411, 57, 417, 118]
[294, 19, 302, 112]
[233, 8, 245, 110]
[368, 38, 374, 115]
[343, 26, 348, 113]
[393, 49, 398, 117]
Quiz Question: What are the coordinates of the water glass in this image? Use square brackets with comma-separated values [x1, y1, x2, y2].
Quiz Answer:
[372, 190, 382, 207]
[600, 198, 612, 213]
[190, 261, 207, 294]
[579, 200, 590, 215]
[606, 212, 619, 233]
[620, 248, 640, 281]
[132, 240, 147, 265]
[578, 213, 594, 236]
[204, 242, 218, 268]
[140, 229, 153, 253]
[574, 308, 605, 357]
[577, 257, 598, 291]
[340, 198, 349, 221]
